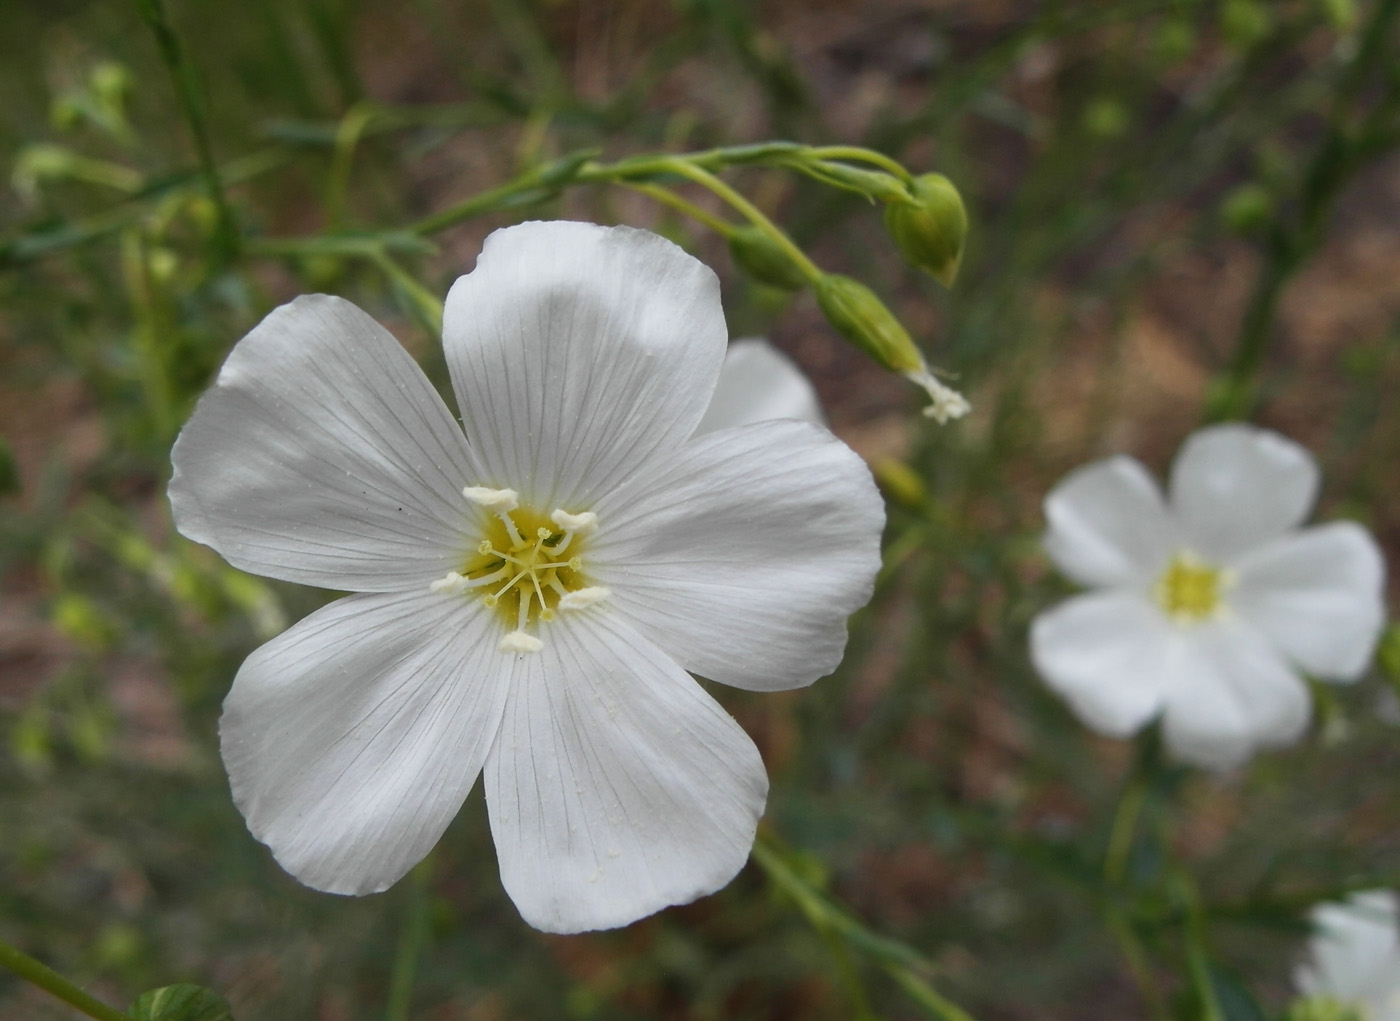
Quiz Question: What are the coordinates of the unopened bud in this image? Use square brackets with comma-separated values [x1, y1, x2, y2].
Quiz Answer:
[727, 226, 810, 291]
[883, 173, 967, 287]
[815, 274, 920, 375]
[814, 274, 970, 423]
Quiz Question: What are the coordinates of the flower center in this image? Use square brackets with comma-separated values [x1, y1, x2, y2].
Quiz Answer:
[1153, 552, 1225, 624]
[430, 487, 609, 654]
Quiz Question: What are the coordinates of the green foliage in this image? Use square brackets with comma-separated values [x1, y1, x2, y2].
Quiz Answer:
[2, 0, 1399, 1018]
[129, 985, 234, 1021]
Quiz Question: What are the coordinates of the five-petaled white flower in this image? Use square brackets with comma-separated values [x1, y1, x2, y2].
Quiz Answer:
[169, 221, 883, 933]
[1030, 424, 1385, 770]
[1295, 890, 1400, 1020]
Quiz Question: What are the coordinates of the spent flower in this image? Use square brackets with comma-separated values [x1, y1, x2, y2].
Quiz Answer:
[169, 220, 883, 933]
[1030, 424, 1385, 769]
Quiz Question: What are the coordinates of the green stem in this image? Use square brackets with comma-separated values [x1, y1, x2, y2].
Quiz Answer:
[0, 941, 130, 1021]
[384, 857, 433, 1021]
[327, 101, 379, 229]
[619, 181, 737, 236]
[590, 157, 817, 282]
[1176, 876, 1225, 1021]
[133, 0, 239, 263]
[1102, 910, 1170, 1021]
[372, 252, 445, 335]
[752, 836, 975, 1021]
[408, 174, 558, 236]
[1206, 0, 1400, 421]
[806, 145, 914, 182]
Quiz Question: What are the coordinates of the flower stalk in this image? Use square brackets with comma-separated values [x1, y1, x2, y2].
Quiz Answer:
[0, 940, 130, 1021]
[751, 835, 976, 1021]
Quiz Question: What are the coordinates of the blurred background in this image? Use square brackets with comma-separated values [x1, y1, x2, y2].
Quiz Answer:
[2, 0, 1399, 1018]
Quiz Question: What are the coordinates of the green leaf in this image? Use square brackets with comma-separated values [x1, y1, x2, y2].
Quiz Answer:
[129, 985, 234, 1021]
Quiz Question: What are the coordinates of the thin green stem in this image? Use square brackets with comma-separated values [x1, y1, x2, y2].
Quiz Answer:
[1206, 0, 1400, 421]
[327, 102, 378, 229]
[1102, 910, 1170, 1021]
[618, 181, 737, 236]
[372, 252, 445, 335]
[408, 174, 557, 236]
[1176, 875, 1225, 1021]
[752, 835, 975, 1021]
[0, 941, 130, 1021]
[1103, 771, 1150, 888]
[643, 159, 822, 282]
[133, 0, 238, 263]
[384, 857, 433, 1021]
[806, 145, 914, 182]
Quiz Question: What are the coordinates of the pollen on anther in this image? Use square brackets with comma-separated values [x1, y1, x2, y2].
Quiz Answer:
[500, 630, 543, 654]
[559, 586, 611, 612]
[551, 508, 598, 536]
[429, 571, 466, 595]
[463, 485, 519, 511]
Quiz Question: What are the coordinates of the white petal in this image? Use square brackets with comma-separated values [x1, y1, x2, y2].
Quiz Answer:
[1029, 591, 1173, 738]
[588, 419, 884, 691]
[1297, 891, 1400, 1004]
[221, 590, 509, 895]
[442, 221, 727, 510]
[1042, 456, 1178, 587]
[1230, 522, 1386, 681]
[1159, 619, 1310, 770]
[696, 338, 824, 433]
[1168, 424, 1319, 560]
[170, 295, 481, 592]
[484, 611, 767, 934]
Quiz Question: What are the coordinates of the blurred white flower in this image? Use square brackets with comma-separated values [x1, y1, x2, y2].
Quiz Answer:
[1030, 424, 1385, 770]
[699, 337, 824, 433]
[169, 220, 883, 933]
[1294, 890, 1400, 1020]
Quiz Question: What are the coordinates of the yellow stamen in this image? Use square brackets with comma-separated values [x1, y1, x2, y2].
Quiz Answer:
[1154, 553, 1225, 624]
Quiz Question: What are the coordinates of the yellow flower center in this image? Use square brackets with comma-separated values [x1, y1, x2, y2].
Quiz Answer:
[430, 487, 609, 653]
[1153, 553, 1224, 624]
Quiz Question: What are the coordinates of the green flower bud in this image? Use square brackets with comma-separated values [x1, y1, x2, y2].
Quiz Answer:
[814, 273, 970, 423]
[883, 173, 968, 287]
[727, 225, 810, 291]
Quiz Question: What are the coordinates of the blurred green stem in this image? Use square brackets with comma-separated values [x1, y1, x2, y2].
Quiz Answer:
[751, 835, 976, 1021]
[619, 181, 736, 236]
[806, 146, 914, 183]
[0, 941, 130, 1021]
[327, 101, 379, 229]
[1176, 874, 1224, 1021]
[1206, 0, 1400, 421]
[1102, 909, 1169, 1021]
[133, 0, 239, 263]
[384, 857, 433, 1021]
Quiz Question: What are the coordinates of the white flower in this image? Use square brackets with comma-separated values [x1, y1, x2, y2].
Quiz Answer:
[1295, 890, 1400, 1020]
[700, 337, 825, 433]
[168, 220, 883, 933]
[1030, 424, 1385, 770]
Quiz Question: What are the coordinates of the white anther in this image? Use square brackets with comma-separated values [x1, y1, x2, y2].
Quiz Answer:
[429, 571, 468, 595]
[906, 370, 970, 425]
[462, 486, 519, 511]
[559, 586, 611, 612]
[550, 508, 598, 536]
[499, 630, 543, 654]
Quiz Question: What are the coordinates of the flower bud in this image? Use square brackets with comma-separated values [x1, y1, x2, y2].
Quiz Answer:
[814, 274, 970, 423]
[727, 225, 810, 291]
[883, 173, 967, 287]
